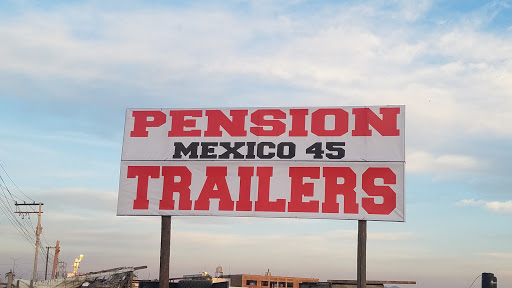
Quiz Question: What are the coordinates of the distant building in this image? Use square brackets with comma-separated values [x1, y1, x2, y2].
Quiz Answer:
[222, 274, 318, 288]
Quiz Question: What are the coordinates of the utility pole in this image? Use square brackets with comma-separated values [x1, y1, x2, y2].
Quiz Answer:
[15, 202, 44, 287]
[45, 246, 56, 280]
[11, 258, 21, 275]
[7, 270, 14, 288]
[51, 241, 60, 280]
[56, 261, 66, 279]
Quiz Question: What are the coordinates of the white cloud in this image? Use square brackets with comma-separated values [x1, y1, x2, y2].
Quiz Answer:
[485, 200, 512, 214]
[456, 199, 512, 214]
[456, 199, 485, 206]
[392, 0, 432, 22]
[406, 150, 484, 174]
[2, 2, 512, 286]
[369, 231, 414, 241]
[167, 228, 415, 278]
[1, 1, 511, 145]
[173, 229, 414, 246]
[479, 252, 512, 259]
[29, 187, 118, 213]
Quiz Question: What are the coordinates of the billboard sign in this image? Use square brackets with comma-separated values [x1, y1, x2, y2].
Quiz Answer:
[118, 106, 405, 221]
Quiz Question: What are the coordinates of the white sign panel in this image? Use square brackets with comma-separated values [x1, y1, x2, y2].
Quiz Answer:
[118, 106, 405, 221]
[118, 161, 404, 221]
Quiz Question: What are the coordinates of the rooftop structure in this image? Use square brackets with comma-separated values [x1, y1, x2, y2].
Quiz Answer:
[222, 273, 318, 288]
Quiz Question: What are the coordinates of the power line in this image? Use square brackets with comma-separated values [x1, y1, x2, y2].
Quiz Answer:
[0, 163, 59, 281]
[0, 167, 38, 244]
[0, 162, 35, 202]
[468, 274, 482, 288]
[0, 191, 36, 245]
[0, 199, 35, 239]
[0, 171, 17, 204]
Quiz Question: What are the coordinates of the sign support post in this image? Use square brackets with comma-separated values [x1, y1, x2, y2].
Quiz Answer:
[159, 216, 171, 288]
[357, 220, 367, 288]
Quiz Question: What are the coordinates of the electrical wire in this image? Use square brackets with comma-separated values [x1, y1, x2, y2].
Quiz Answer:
[0, 162, 57, 277]
[0, 162, 35, 202]
[468, 274, 481, 288]
[0, 187, 36, 244]
[0, 162, 61, 282]
[0, 190, 36, 241]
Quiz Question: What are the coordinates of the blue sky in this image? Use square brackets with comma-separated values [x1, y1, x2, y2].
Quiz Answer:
[0, 0, 511, 287]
